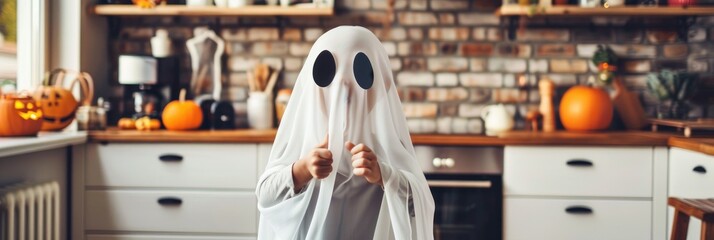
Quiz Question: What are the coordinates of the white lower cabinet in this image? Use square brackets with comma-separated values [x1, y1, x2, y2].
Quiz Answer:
[76, 143, 260, 240]
[668, 148, 714, 240]
[85, 190, 257, 234]
[505, 198, 652, 240]
[504, 146, 665, 240]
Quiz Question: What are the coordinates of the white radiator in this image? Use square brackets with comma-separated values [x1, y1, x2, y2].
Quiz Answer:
[0, 182, 60, 240]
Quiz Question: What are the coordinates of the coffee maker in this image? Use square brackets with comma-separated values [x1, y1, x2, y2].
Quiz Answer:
[119, 55, 179, 119]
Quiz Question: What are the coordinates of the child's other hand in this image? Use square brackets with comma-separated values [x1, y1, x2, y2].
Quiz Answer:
[345, 142, 382, 186]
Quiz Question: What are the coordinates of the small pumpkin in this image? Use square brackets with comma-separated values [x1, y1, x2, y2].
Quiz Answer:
[0, 93, 43, 136]
[559, 85, 614, 131]
[162, 89, 202, 131]
[33, 69, 94, 131]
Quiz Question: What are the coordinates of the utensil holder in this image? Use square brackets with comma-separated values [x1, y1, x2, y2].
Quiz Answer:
[247, 92, 273, 130]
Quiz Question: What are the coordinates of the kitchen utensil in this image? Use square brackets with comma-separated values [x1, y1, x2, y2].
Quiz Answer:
[247, 92, 273, 130]
[538, 78, 555, 132]
[187, 27, 224, 101]
[264, 67, 281, 94]
[481, 104, 514, 136]
[211, 101, 235, 129]
[0, 92, 43, 137]
[612, 78, 648, 130]
[33, 69, 93, 131]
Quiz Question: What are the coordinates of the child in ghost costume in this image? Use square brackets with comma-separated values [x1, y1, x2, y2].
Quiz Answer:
[256, 26, 435, 240]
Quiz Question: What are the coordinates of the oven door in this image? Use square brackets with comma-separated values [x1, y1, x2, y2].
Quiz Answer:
[428, 174, 502, 240]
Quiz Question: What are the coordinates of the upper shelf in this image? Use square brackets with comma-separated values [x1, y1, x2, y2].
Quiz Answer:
[496, 5, 714, 16]
[93, 4, 334, 17]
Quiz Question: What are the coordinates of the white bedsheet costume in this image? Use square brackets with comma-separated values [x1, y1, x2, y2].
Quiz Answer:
[256, 26, 435, 240]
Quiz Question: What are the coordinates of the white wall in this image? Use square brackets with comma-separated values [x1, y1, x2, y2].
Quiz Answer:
[0, 148, 69, 240]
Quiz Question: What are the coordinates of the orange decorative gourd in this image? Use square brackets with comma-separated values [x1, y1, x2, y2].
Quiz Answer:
[162, 89, 202, 131]
[0, 93, 43, 136]
[559, 85, 613, 131]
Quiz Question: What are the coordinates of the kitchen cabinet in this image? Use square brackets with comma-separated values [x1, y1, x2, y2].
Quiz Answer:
[504, 146, 669, 240]
[73, 143, 261, 240]
[668, 147, 714, 240]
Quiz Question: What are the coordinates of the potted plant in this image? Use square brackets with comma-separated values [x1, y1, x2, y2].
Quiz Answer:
[591, 45, 618, 85]
[646, 70, 699, 119]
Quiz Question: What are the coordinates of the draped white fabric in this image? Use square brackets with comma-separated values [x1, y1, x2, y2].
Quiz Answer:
[256, 26, 435, 240]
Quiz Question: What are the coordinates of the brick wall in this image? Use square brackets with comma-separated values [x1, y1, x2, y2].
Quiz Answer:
[111, 0, 714, 133]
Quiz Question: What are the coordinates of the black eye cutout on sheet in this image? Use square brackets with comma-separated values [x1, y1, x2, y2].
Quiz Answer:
[352, 52, 374, 90]
[313, 50, 336, 87]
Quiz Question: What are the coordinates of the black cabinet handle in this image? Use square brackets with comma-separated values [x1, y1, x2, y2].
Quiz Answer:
[157, 197, 183, 206]
[565, 206, 593, 214]
[566, 159, 593, 167]
[693, 165, 707, 174]
[159, 154, 183, 162]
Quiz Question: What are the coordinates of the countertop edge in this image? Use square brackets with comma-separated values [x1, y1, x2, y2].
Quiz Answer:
[87, 130, 672, 147]
[0, 132, 88, 158]
[669, 137, 714, 156]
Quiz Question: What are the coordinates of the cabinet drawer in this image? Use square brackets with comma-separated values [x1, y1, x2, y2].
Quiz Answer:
[668, 148, 714, 240]
[85, 190, 257, 234]
[505, 197, 651, 240]
[504, 146, 652, 197]
[86, 143, 257, 189]
[87, 234, 254, 240]
[669, 148, 714, 197]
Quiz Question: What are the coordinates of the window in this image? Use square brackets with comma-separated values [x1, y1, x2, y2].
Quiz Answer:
[0, 0, 17, 91]
[0, 0, 46, 92]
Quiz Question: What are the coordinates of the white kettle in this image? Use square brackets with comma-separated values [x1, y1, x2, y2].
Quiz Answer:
[481, 104, 514, 136]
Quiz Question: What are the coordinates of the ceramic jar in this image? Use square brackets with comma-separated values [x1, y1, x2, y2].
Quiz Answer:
[247, 92, 273, 130]
[481, 104, 515, 136]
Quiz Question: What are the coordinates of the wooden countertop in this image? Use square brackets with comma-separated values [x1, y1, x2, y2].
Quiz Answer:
[88, 129, 672, 147]
[669, 137, 714, 156]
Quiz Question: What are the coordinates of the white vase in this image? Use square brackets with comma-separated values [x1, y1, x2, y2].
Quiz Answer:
[247, 92, 274, 130]
[214, 0, 228, 7]
[151, 29, 172, 57]
[228, 0, 252, 7]
[186, 0, 213, 6]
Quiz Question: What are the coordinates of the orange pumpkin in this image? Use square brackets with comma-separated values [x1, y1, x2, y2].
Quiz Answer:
[162, 89, 202, 131]
[33, 69, 94, 131]
[0, 93, 43, 136]
[559, 85, 613, 131]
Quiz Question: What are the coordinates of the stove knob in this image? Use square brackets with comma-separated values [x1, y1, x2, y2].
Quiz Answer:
[432, 157, 442, 167]
[443, 158, 455, 168]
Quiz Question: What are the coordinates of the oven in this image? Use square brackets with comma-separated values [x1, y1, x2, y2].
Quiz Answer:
[416, 146, 503, 240]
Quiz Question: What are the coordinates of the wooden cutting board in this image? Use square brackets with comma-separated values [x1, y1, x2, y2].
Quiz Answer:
[613, 78, 649, 130]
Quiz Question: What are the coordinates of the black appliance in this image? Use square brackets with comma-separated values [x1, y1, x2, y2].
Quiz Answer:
[416, 146, 504, 240]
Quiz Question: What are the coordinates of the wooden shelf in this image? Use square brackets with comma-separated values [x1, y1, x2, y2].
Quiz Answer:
[93, 4, 334, 17]
[496, 5, 714, 16]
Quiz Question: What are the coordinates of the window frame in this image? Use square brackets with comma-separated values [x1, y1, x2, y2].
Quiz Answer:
[15, 0, 47, 91]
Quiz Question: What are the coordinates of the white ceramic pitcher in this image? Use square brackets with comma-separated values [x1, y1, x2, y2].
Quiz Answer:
[481, 104, 514, 136]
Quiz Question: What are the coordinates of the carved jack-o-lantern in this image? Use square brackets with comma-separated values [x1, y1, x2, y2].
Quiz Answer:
[33, 69, 94, 131]
[0, 93, 43, 136]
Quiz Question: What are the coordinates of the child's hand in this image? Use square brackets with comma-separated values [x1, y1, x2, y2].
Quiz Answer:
[346, 142, 382, 186]
[293, 136, 332, 192]
[301, 136, 333, 179]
